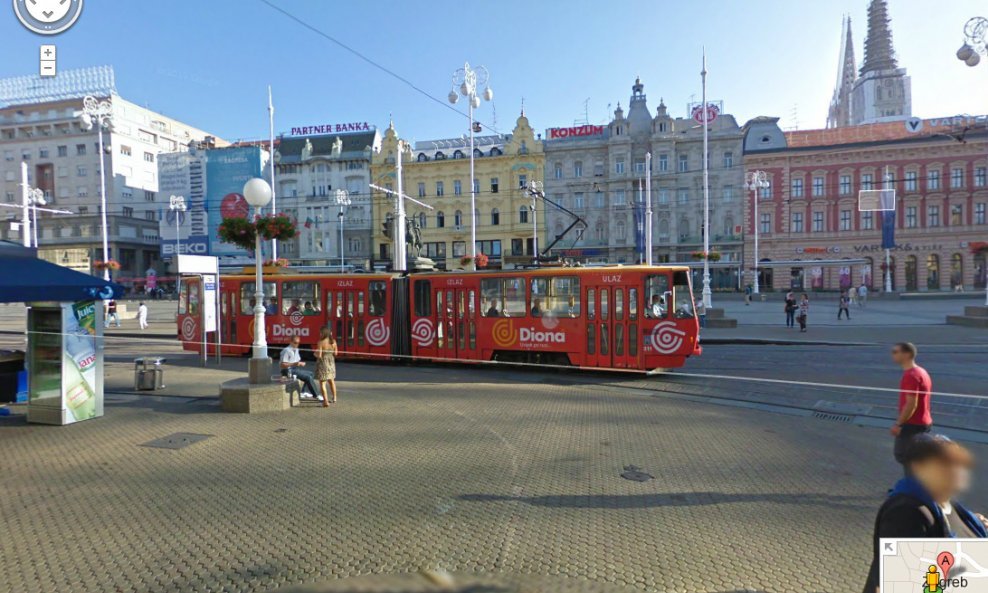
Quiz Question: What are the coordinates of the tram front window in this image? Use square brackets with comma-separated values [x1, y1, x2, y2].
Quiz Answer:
[672, 271, 695, 319]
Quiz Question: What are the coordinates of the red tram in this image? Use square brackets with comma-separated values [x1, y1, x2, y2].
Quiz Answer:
[176, 266, 701, 372]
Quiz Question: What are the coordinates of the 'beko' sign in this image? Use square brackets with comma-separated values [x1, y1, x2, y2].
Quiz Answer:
[546, 125, 606, 139]
[290, 122, 372, 136]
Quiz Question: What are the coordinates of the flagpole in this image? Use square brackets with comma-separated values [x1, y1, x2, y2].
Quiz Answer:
[637, 179, 644, 264]
[268, 85, 277, 260]
[701, 49, 712, 309]
[645, 153, 653, 266]
[884, 165, 893, 293]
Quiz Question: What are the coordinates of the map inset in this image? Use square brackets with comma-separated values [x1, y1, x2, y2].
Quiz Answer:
[881, 539, 988, 592]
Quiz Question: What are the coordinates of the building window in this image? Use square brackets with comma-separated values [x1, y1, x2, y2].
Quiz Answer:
[452, 241, 465, 257]
[417, 182, 425, 198]
[976, 203, 986, 224]
[862, 211, 874, 230]
[490, 177, 499, 193]
[454, 210, 463, 228]
[76, 165, 87, 176]
[861, 173, 873, 190]
[657, 189, 669, 204]
[791, 212, 804, 233]
[574, 162, 583, 177]
[812, 211, 824, 232]
[722, 186, 735, 202]
[77, 186, 88, 197]
[951, 167, 965, 189]
[436, 181, 444, 196]
[976, 167, 987, 187]
[76, 144, 86, 155]
[759, 180, 772, 199]
[491, 208, 500, 226]
[928, 205, 940, 227]
[634, 159, 646, 174]
[839, 175, 852, 195]
[677, 188, 688, 204]
[658, 154, 668, 172]
[906, 206, 918, 228]
[144, 190, 155, 202]
[928, 170, 941, 191]
[678, 154, 688, 173]
[519, 206, 528, 224]
[122, 206, 134, 217]
[614, 159, 625, 174]
[144, 152, 154, 163]
[759, 213, 771, 234]
[723, 152, 733, 168]
[57, 145, 67, 157]
[905, 171, 918, 192]
[511, 238, 523, 256]
[573, 192, 584, 209]
[120, 145, 132, 156]
[38, 147, 49, 158]
[951, 204, 963, 226]
[417, 212, 427, 229]
[454, 180, 462, 195]
[840, 209, 852, 231]
[436, 211, 445, 228]
[791, 178, 804, 198]
[554, 163, 563, 179]
[473, 178, 480, 194]
[145, 211, 156, 221]
[812, 176, 824, 197]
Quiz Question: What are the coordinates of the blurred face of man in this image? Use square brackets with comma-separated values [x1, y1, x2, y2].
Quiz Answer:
[891, 345, 912, 367]
[912, 457, 957, 502]
[291, 337, 301, 349]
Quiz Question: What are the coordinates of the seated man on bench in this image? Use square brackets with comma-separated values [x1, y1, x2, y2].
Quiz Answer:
[280, 336, 322, 401]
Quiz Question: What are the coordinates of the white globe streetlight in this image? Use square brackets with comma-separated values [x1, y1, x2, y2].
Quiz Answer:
[78, 96, 114, 280]
[335, 189, 351, 271]
[745, 170, 771, 294]
[243, 178, 273, 367]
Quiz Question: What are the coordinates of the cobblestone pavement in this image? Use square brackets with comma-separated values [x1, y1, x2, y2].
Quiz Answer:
[3, 361, 987, 593]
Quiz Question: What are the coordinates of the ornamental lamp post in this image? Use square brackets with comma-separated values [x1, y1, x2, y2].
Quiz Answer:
[26, 187, 45, 248]
[745, 170, 770, 294]
[78, 96, 114, 281]
[243, 178, 272, 372]
[335, 189, 351, 271]
[448, 62, 493, 271]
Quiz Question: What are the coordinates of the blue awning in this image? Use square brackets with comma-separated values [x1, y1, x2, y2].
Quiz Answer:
[0, 241, 123, 303]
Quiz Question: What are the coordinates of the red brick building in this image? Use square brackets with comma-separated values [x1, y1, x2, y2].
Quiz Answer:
[742, 116, 988, 292]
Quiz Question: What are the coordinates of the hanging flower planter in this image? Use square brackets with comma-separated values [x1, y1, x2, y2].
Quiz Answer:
[257, 213, 297, 242]
[690, 251, 721, 262]
[263, 258, 291, 268]
[217, 214, 297, 252]
[474, 253, 489, 269]
[94, 259, 121, 271]
[459, 256, 473, 268]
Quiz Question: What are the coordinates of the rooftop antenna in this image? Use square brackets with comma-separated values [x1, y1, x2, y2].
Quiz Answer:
[786, 104, 800, 131]
[604, 102, 612, 123]
[574, 98, 590, 125]
[491, 100, 497, 132]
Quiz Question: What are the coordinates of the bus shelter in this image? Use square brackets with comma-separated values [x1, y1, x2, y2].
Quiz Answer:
[0, 241, 123, 425]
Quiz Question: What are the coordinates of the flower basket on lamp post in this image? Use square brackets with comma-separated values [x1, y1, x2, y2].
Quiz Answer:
[217, 217, 257, 252]
[94, 259, 121, 272]
[474, 253, 489, 269]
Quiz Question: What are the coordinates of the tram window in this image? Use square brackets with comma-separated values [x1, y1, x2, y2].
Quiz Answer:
[414, 280, 432, 317]
[369, 281, 387, 316]
[358, 291, 365, 316]
[469, 321, 476, 349]
[615, 324, 624, 356]
[436, 291, 443, 320]
[347, 292, 355, 318]
[587, 289, 596, 320]
[629, 323, 638, 356]
[357, 320, 365, 346]
[240, 282, 276, 315]
[615, 288, 624, 321]
[446, 290, 454, 319]
[600, 290, 609, 321]
[600, 323, 609, 355]
[281, 281, 320, 315]
[480, 277, 524, 317]
[458, 291, 465, 319]
[672, 270, 696, 319]
[629, 288, 638, 320]
[530, 276, 580, 317]
[587, 323, 595, 354]
[468, 290, 476, 317]
[645, 275, 670, 319]
[335, 292, 344, 318]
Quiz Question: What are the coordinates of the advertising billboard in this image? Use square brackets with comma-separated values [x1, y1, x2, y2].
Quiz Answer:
[205, 146, 264, 257]
[158, 151, 208, 257]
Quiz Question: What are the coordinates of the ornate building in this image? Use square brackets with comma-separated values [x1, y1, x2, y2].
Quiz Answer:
[542, 78, 745, 289]
[827, 0, 912, 127]
[370, 111, 544, 270]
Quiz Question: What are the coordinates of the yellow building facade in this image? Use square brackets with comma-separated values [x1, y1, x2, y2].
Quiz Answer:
[370, 112, 544, 270]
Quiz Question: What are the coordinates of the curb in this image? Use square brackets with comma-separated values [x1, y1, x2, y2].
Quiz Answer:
[699, 337, 874, 346]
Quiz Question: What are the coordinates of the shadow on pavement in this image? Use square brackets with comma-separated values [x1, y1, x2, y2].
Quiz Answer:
[459, 491, 873, 509]
[104, 394, 220, 415]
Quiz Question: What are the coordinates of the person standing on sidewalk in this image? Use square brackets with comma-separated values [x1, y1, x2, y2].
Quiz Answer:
[695, 298, 706, 329]
[784, 291, 796, 328]
[890, 342, 933, 474]
[104, 299, 121, 328]
[838, 291, 851, 320]
[137, 301, 148, 330]
[858, 283, 868, 307]
[797, 293, 809, 332]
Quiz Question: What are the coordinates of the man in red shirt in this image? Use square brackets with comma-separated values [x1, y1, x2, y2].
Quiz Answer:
[890, 342, 933, 474]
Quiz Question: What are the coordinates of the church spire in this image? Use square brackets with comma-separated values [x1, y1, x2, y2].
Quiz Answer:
[860, 0, 898, 74]
[827, 15, 856, 128]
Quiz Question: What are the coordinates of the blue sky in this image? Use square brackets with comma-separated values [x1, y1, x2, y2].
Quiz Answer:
[3, 0, 987, 143]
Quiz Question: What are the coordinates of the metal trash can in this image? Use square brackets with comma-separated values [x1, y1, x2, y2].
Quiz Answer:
[134, 357, 166, 391]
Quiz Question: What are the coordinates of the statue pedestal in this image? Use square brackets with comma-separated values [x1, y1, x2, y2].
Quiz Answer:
[408, 256, 436, 272]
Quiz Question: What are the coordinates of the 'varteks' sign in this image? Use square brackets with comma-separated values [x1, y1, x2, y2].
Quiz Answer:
[290, 122, 372, 136]
[546, 125, 606, 139]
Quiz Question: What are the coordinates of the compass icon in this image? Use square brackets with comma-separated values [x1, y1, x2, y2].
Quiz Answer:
[13, 0, 83, 35]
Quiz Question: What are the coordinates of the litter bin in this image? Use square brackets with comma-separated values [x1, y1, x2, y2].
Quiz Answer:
[134, 357, 166, 391]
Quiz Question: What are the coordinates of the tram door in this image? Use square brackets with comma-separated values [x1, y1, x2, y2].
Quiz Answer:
[329, 287, 369, 356]
[434, 288, 476, 361]
[585, 282, 634, 369]
[221, 288, 238, 354]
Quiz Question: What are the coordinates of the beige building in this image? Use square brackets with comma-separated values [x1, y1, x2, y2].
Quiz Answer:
[370, 112, 544, 270]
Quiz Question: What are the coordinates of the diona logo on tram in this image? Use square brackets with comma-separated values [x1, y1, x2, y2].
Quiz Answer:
[491, 318, 565, 349]
[248, 318, 311, 340]
[411, 318, 434, 347]
[364, 318, 390, 347]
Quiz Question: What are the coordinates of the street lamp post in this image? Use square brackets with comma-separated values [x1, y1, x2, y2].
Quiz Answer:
[448, 62, 493, 271]
[524, 180, 543, 266]
[169, 195, 186, 299]
[78, 96, 114, 281]
[335, 189, 351, 271]
[243, 178, 273, 377]
[700, 52, 713, 309]
[745, 171, 769, 294]
[955, 17, 988, 305]
[26, 187, 45, 248]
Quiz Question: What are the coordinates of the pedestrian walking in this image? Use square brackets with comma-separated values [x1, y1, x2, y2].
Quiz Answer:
[784, 291, 796, 328]
[857, 283, 868, 307]
[744, 284, 752, 305]
[104, 299, 120, 328]
[838, 291, 851, 320]
[863, 435, 988, 593]
[797, 293, 809, 332]
[695, 298, 706, 329]
[315, 326, 338, 407]
[891, 342, 933, 474]
[137, 301, 148, 330]
[280, 336, 322, 402]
